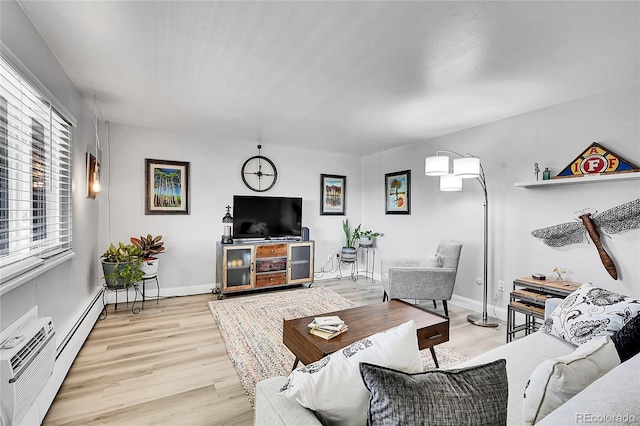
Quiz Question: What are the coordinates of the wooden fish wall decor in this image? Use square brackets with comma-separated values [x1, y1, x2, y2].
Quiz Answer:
[531, 198, 640, 280]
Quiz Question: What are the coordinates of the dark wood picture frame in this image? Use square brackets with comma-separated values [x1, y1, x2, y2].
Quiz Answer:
[385, 170, 411, 215]
[320, 174, 346, 215]
[145, 158, 190, 215]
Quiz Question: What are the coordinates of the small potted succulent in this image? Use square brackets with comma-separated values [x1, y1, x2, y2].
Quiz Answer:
[130, 234, 165, 277]
[100, 242, 144, 289]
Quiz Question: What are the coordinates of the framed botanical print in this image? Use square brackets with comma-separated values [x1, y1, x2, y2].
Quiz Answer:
[385, 170, 411, 215]
[320, 174, 346, 215]
[145, 159, 190, 215]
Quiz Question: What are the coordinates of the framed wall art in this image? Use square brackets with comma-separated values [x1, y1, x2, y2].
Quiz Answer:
[145, 158, 190, 215]
[320, 174, 346, 215]
[385, 170, 411, 215]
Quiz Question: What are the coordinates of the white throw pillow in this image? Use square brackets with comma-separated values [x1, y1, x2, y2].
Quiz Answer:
[279, 320, 423, 426]
[419, 255, 442, 268]
[522, 336, 621, 425]
[542, 282, 640, 345]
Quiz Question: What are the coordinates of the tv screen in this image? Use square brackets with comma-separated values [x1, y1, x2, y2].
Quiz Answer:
[233, 195, 303, 240]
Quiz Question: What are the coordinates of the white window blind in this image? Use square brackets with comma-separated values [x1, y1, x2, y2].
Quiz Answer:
[0, 56, 73, 285]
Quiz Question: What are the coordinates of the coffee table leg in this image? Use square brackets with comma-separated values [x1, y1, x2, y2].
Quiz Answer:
[429, 347, 439, 369]
[292, 358, 300, 371]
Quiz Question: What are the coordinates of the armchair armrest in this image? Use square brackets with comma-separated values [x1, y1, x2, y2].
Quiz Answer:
[387, 267, 457, 301]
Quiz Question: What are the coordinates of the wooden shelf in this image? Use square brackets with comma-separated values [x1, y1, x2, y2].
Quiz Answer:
[514, 172, 640, 188]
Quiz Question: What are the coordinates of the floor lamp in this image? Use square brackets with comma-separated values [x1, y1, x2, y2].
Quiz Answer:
[425, 151, 499, 327]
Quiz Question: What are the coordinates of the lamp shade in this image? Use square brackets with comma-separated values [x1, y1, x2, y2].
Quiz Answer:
[440, 174, 462, 191]
[425, 155, 450, 176]
[453, 157, 481, 178]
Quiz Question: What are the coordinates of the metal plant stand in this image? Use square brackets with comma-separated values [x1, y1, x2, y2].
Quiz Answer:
[357, 245, 376, 282]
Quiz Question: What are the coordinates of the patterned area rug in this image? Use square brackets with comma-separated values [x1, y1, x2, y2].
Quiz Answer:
[208, 286, 467, 406]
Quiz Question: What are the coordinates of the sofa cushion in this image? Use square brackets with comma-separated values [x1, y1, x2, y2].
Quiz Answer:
[522, 336, 621, 425]
[360, 359, 508, 426]
[542, 282, 640, 345]
[536, 352, 640, 426]
[278, 320, 423, 426]
[456, 330, 576, 425]
[612, 313, 640, 362]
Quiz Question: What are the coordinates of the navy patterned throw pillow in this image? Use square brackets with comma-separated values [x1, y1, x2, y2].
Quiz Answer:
[612, 313, 640, 362]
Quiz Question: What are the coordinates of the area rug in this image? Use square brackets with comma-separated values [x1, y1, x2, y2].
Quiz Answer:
[208, 286, 467, 406]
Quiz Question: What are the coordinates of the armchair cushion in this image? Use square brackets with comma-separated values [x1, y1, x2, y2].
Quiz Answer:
[419, 255, 442, 268]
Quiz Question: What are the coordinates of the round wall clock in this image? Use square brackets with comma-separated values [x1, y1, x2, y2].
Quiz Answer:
[241, 145, 278, 192]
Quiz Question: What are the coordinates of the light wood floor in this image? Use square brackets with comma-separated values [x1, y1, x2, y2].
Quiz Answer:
[43, 278, 506, 425]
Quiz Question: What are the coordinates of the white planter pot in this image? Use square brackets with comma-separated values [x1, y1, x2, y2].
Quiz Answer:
[141, 258, 159, 278]
[359, 237, 374, 247]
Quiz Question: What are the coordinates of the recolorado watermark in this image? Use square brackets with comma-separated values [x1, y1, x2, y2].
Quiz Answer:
[576, 413, 637, 423]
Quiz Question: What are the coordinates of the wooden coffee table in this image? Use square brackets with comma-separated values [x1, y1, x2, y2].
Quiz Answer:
[283, 300, 449, 370]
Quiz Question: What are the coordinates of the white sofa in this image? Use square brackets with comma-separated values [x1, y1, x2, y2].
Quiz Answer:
[254, 299, 640, 425]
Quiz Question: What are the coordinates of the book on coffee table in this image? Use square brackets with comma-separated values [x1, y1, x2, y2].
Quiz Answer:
[309, 324, 348, 340]
[308, 316, 348, 339]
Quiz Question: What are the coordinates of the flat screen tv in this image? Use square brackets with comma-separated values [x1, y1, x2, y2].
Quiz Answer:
[233, 195, 303, 240]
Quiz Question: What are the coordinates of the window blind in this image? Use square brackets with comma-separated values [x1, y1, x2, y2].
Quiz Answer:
[0, 56, 73, 284]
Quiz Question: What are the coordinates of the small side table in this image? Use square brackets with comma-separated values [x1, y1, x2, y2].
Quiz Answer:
[506, 277, 580, 343]
[357, 245, 376, 282]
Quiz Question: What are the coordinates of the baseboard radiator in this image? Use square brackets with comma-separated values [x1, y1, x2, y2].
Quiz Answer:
[0, 316, 55, 426]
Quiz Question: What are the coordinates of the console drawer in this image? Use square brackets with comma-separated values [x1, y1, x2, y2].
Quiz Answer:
[256, 258, 287, 273]
[256, 244, 287, 258]
[256, 272, 287, 287]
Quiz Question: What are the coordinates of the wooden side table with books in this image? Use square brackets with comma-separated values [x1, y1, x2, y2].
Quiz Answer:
[506, 277, 581, 343]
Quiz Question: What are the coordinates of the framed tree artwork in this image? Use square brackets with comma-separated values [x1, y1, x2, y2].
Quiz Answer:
[320, 174, 346, 215]
[385, 170, 411, 215]
[145, 159, 190, 215]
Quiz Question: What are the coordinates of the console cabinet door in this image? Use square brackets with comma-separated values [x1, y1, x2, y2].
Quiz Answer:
[287, 242, 314, 284]
[222, 245, 254, 292]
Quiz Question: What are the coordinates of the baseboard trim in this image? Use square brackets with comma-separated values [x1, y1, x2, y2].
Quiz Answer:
[101, 283, 216, 305]
[450, 294, 508, 322]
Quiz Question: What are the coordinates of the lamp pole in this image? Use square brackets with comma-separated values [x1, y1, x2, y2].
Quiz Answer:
[432, 151, 498, 327]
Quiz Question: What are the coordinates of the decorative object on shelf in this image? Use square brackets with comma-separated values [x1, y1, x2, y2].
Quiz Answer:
[552, 266, 566, 281]
[534, 163, 540, 181]
[556, 142, 639, 179]
[424, 150, 497, 328]
[542, 167, 551, 180]
[130, 233, 165, 276]
[385, 170, 411, 214]
[320, 174, 346, 215]
[531, 198, 640, 280]
[221, 205, 234, 244]
[341, 219, 361, 262]
[241, 144, 278, 192]
[145, 158, 190, 215]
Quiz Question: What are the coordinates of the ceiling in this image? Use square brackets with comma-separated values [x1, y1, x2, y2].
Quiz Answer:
[18, 1, 639, 156]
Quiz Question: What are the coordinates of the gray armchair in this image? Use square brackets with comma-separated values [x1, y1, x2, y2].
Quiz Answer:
[381, 240, 462, 317]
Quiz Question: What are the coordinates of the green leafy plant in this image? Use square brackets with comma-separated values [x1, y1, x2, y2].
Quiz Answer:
[342, 219, 362, 248]
[100, 242, 144, 288]
[360, 230, 381, 239]
[130, 233, 165, 259]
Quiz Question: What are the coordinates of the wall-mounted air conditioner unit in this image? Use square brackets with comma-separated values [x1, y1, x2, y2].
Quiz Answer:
[1, 316, 55, 426]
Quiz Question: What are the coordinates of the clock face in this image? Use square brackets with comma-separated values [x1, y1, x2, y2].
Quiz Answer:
[241, 155, 278, 192]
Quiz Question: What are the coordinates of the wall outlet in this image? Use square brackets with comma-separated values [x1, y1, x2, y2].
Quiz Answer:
[498, 280, 506, 291]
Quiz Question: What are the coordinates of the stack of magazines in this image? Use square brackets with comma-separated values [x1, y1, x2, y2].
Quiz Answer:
[308, 316, 348, 340]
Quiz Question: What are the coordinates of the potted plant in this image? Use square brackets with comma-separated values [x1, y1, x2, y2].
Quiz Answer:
[100, 242, 144, 289]
[358, 230, 381, 247]
[130, 234, 165, 277]
[341, 219, 361, 262]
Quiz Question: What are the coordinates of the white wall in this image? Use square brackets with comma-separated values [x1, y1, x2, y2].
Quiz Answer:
[0, 1, 100, 344]
[99, 124, 362, 293]
[363, 86, 640, 313]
